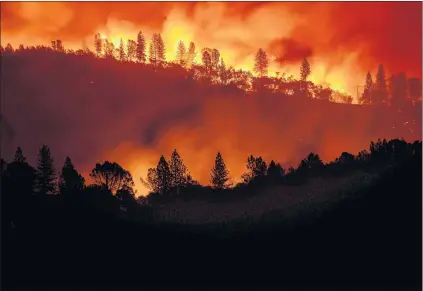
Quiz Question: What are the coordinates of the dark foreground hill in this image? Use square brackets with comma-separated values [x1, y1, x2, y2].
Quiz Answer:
[2, 155, 421, 291]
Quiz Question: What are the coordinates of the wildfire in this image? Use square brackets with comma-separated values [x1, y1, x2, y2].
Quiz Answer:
[1, 2, 421, 196]
[4, 2, 418, 99]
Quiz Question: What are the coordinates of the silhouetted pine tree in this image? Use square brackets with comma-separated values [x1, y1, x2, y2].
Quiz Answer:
[298, 153, 324, 176]
[300, 58, 311, 96]
[94, 33, 103, 57]
[254, 48, 269, 78]
[8, 147, 35, 197]
[149, 41, 156, 66]
[375, 64, 388, 105]
[14, 146, 27, 163]
[149, 33, 166, 67]
[168, 149, 189, 190]
[156, 155, 171, 194]
[219, 58, 229, 85]
[267, 160, 285, 184]
[186, 42, 196, 67]
[35, 145, 57, 195]
[211, 48, 220, 70]
[118, 38, 126, 62]
[210, 152, 230, 190]
[201, 49, 212, 73]
[127, 39, 137, 61]
[104, 40, 116, 60]
[300, 58, 311, 82]
[59, 156, 85, 195]
[360, 72, 374, 105]
[136, 31, 147, 63]
[241, 155, 267, 183]
[176, 40, 187, 66]
[156, 33, 166, 66]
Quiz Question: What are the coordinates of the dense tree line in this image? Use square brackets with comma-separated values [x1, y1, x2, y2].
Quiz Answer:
[2, 138, 421, 222]
[2, 34, 420, 107]
[359, 65, 422, 107]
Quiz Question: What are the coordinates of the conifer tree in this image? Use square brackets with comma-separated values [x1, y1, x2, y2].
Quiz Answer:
[176, 40, 187, 66]
[104, 40, 116, 60]
[14, 146, 27, 163]
[156, 33, 166, 66]
[168, 149, 189, 189]
[211, 48, 220, 70]
[254, 48, 269, 78]
[59, 156, 85, 195]
[201, 48, 212, 73]
[210, 152, 230, 190]
[94, 33, 103, 57]
[8, 147, 35, 199]
[35, 145, 57, 195]
[186, 41, 196, 67]
[360, 72, 374, 105]
[149, 33, 165, 67]
[149, 40, 157, 67]
[219, 58, 228, 85]
[118, 38, 126, 62]
[136, 31, 147, 63]
[300, 58, 311, 82]
[375, 64, 388, 105]
[126, 39, 137, 61]
[267, 160, 285, 183]
[156, 155, 171, 194]
[241, 155, 267, 183]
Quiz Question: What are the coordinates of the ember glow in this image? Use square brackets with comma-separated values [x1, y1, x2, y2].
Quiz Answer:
[1, 2, 421, 195]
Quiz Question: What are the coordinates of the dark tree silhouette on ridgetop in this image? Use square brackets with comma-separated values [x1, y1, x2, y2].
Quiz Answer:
[14, 146, 27, 163]
[375, 64, 388, 105]
[254, 48, 269, 78]
[300, 58, 311, 82]
[149, 33, 165, 67]
[169, 149, 190, 191]
[34, 145, 57, 195]
[241, 155, 267, 183]
[90, 161, 134, 194]
[267, 160, 285, 184]
[176, 40, 187, 66]
[360, 72, 374, 105]
[136, 31, 147, 63]
[156, 155, 171, 194]
[210, 152, 230, 190]
[59, 156, 85, 196]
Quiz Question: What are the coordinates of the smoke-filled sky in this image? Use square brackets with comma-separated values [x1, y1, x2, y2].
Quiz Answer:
[1, 2, 422, 94]
[1, 2, 422, 195]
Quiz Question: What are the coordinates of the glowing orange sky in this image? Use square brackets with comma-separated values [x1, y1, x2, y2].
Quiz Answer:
[1, 2, 422, 195]
[1, 2, 422, 97]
